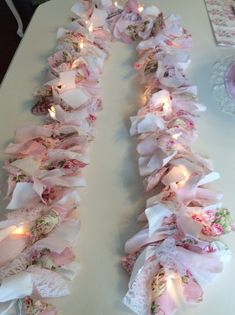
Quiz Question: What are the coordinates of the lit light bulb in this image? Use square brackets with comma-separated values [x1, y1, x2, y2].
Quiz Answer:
[172, 132, 182, 140]
[114, 1, 123, 9]
[88, 23, 93, 32]
[166, 274, 183, 306]
[48, 106, 56, 120]
[12, 225, 29, 236]
[138, 5, 144, 13]
[12, 226, 25, 235]
[177, 165, 190, 186]
[141, 94, 147, 104]
[79, 39, 84, 50]
[182, 170, 190, 181]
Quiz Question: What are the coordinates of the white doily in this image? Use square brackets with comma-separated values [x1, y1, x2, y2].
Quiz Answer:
[211, 56, 235, 115]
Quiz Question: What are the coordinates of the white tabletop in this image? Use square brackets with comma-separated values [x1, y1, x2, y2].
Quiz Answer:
[0, 0, 235, 314]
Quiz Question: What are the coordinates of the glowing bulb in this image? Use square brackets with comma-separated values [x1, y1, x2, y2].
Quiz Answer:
[12, 225, 29, 236]
[166, 275, 183, 306]
[114, 1, 123, 9]
[79, 39, 84, 50]
[12, 226, 25, 235]
[166, 276, 179, 305]
[172, 132, 182, 140]
[138, 5, 144, 13]
[88, 23, 93, 32]
[48, 106, 56, 120]
[163, 102, 170, 112]
[141, 94, 147, 104]
[182, 170, 190, 180]
[177, 165, 190, 186]
[166, 275, 174, 290]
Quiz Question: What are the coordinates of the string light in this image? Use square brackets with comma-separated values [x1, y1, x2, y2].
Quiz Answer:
[79, 39, 84, 50]
[88, 23, 93, 33]
[114, 1, 123, 10]
[172, 132, 183, 140]
[138, 4, 144, 13]
[12, 226, 25, 235]
[177, 165, 190, 186]
[48, 106, 56, 120]
[12, 225, 29, 236]
[166, 274, 183, 306]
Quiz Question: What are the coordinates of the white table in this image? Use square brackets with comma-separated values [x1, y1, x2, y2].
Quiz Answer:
[0, 0, 235, 314]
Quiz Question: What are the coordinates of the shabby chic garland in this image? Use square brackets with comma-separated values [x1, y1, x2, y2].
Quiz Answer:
[0, 1, 233, 315]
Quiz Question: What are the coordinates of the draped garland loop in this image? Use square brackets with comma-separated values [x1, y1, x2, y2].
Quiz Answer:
[0, 1, 233, 315]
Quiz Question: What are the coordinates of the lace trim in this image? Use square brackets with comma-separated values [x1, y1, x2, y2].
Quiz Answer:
[28, 265, 69, 298]
[211, 55, 235, 115]
[0, 253, 29, 282]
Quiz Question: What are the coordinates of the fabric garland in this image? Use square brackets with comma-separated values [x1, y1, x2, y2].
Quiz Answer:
[0, 0, 233, 314]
